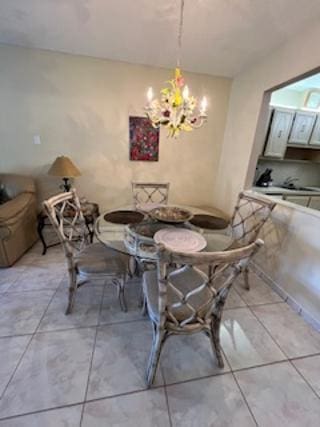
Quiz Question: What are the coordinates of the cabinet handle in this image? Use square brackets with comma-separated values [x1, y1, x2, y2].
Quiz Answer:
[301, 124, 306, 132]
[277, 130, 282, 138]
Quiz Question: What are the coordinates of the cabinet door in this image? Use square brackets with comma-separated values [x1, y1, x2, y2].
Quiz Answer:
[309, 114, 320, 146]
[309, 196, 320, 210]
[264, 109, 295, 158]
[283, 195, 310, 207]
[288, 112, 316, 145]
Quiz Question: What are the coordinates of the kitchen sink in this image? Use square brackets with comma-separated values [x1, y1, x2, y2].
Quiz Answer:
[279, 186, 317, 192]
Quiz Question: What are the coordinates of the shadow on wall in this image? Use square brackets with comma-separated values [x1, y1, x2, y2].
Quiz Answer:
[255, 207, 291, 273]
[34, 163, 66, 209]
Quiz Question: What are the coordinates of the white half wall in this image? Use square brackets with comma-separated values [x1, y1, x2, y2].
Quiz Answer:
[249, 192, 320, 327]
[214, 23, 320, 328]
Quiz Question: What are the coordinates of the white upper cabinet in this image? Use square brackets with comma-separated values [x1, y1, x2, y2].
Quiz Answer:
[288, 111, 317, 145]
[309, 114, 320, 146]
[264, 108, 295, 158]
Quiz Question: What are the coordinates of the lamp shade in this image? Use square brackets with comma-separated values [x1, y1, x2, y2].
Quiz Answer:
[48, 156, 81, 178]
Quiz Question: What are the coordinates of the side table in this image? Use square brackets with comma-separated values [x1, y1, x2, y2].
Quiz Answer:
[37, 200, 100, 255]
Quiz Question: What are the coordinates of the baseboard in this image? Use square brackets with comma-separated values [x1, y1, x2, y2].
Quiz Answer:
[250, 261, 320, 332]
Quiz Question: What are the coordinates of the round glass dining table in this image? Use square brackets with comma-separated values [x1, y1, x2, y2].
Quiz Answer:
[95, 205, 232, 261]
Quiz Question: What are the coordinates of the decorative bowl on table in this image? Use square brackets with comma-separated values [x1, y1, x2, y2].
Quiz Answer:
[150, 206, 193, 224]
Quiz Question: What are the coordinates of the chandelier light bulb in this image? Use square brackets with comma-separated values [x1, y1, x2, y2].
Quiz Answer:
[182, 85, 189, 100]
[143, 0, 208, 137]
[200, 96, 208, 114]
[147, 87, 153, 103]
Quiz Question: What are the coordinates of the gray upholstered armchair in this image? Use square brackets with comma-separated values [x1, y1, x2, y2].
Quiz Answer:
[0, 174, 38, 267]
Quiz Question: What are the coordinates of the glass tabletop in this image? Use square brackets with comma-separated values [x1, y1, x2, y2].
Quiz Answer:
[95, 205, 232, 260]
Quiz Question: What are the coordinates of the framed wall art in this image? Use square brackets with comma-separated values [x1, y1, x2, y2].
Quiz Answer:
[129, 116, 159, 161]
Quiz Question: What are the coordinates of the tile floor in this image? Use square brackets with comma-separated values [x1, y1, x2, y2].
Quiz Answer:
[0, 243, 320, 426]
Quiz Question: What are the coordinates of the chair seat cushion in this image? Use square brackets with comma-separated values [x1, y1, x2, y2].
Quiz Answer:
[75, 243, 126, 275]
[143, 266, 216, 323]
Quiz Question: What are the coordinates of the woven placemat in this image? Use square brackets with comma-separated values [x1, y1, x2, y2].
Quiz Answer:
[189, 214, 229, 230]
[104, 210, 144, 224]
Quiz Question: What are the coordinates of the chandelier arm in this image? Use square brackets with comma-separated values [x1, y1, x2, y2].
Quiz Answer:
[189, 117, 207, 129]
[143, 0, 208, 137]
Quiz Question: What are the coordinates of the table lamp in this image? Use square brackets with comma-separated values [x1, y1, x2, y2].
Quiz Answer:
[48, 156, 81, 192]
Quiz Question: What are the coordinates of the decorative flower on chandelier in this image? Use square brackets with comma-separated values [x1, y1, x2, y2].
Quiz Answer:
[144, 0, 208, 138]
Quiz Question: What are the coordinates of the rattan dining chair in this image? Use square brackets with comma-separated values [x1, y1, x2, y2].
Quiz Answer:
[131, 182, 170, 208]
[43, 189, 128, 314]
[130, 182, 170, 276]
[229, 192, 276, 290]
[142, 239, 263, 386]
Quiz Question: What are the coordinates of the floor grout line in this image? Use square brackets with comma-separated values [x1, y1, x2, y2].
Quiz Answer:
[245, 301, 292, 360]
[3, 353, 320, 424]
[2, 260, 320, 423]
[242, 300, 285, 308]
[0, 332, 34, 340]
[288, 352, 320, 361]
[231, 371, 259, 426]
[0, 401, 84, 423]
[224, 300, 285, 312]
[0, 316, 148, 339]
[79, 281, 107, 426]
[0, 384, 167, 422]
[289, 359, 320, 401]
[0, 281, 61, 401]
[163, 384, 173, 427]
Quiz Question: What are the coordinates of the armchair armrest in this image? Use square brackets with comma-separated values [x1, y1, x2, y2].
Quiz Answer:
[0, 193, 36, 225]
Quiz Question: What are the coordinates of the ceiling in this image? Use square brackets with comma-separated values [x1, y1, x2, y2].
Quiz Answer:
[1, 0, 320, 77]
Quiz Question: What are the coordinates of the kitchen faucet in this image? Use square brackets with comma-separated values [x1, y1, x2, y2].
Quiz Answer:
[283, 177, 299, 188]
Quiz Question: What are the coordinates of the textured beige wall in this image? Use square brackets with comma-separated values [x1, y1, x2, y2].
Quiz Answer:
[0, 44, 231, 211]
[213, 23, 320, 327]
[214, 22, 320, 215]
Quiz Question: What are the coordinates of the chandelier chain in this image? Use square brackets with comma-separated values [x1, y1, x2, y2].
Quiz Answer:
[177, 0, 185, 68]
[144, 0, 207, 137]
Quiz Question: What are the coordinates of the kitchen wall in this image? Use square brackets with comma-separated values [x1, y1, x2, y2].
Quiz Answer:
[213, 21, 320, 215]
[256, 159, 320, 187]
[0, 44, 231, 210]
[270, 88, 304, 109]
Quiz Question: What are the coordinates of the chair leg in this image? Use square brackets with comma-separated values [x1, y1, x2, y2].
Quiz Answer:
[65, 271, 77, 315]
[141, 294, 148, 316]
[138, 282, 144, 308]
[209, 320, 224, 368]
[146, 323, 166, 387]
[118, 277, 128, 312]
[243, 266, 250, 290]
[129, 256, 141, 277]
[77, 278, 88, 288]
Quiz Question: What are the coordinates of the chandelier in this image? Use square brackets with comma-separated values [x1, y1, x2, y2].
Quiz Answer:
[144, 0, 208, 138]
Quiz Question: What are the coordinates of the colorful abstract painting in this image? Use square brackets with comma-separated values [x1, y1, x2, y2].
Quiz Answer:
[129, 116, 159, 161]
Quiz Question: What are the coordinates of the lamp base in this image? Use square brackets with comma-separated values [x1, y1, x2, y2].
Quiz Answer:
[62, 177, 71, 192]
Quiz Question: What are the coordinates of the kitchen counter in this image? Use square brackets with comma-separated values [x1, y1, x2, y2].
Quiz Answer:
[252, 186, 320, 196]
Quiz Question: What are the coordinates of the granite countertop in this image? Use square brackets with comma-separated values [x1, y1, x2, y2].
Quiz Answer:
[252, 186, 320, 196]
